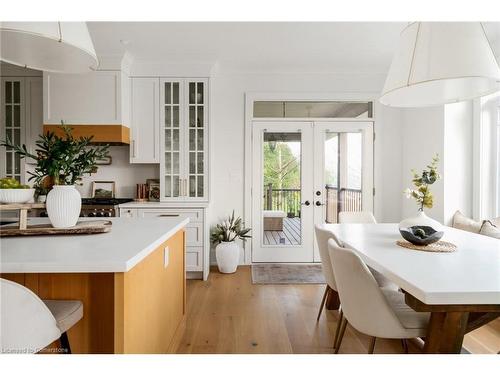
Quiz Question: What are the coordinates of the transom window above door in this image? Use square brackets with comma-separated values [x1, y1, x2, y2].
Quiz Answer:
[253, 101, 373, 119]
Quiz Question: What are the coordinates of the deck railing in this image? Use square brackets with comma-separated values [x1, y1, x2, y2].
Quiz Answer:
[263, 184, 362, 222]
[325, 186, 362, 223]
[263, 185, 302, 217]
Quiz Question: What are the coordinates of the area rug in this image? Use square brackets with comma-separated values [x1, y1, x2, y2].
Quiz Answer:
[251, 264, 325, 284]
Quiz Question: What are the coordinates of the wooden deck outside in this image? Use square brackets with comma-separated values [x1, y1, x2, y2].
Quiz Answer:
[263, 217, 301, 245]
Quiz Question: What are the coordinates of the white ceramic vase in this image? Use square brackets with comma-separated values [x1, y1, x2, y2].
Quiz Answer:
[399, 210, 442, 230]
[46, 185, 81, 228]
[215, 241, 240, 274]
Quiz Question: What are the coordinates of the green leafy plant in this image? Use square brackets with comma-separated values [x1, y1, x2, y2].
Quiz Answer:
[211, 211, 252, 244]
[1, 122, 110, 186]
[404, 154, 441, 211]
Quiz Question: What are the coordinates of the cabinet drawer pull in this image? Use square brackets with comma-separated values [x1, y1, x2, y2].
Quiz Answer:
[158, 214, 180, 217]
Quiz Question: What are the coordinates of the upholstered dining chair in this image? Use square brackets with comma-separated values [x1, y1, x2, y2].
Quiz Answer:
[0, 278, 83, 354]
[338, 211, 398, 291]
[327, 239, 430, 354]
[338, 211, 377, 224]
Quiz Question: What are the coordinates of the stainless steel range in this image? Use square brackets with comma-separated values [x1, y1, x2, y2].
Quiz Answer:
[36, 198, 134, 218]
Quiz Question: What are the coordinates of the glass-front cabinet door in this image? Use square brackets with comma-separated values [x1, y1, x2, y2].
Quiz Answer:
[160, 78, 208, 201]
[0, 78, 25, 183]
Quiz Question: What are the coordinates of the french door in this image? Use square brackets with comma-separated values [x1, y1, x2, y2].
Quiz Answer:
[252, 121, 373, 263]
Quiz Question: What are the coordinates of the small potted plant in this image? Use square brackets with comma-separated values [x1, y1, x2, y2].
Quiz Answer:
[400, 154, 442, 230]
[211, 211, 251, 274]
[1, 122, 109, 228]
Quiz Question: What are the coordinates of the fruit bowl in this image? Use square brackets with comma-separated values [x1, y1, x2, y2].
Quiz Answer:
[0, 188, 35, 204]
[399, 226, 444, 246]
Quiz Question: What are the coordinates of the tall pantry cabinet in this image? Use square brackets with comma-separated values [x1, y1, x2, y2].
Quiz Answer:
[127, 77, 210, 280]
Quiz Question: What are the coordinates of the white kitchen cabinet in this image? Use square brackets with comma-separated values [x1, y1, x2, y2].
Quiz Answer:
[0, 76, 42, 182]
[130, 77, 160, 163]
[118, 205, 209, 279]
[160, 78, 209, 201]
[43, 70, 129, 126]
[25, 77, 43, 157]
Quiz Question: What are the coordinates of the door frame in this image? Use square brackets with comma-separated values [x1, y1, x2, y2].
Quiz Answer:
[244, 92, 378, 265]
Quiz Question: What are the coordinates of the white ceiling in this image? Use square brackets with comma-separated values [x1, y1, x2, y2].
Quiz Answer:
[87, 22, 500, 73]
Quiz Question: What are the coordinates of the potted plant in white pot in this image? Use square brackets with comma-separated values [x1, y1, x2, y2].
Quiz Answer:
[400, 154, 442, 230]
[211, 211, 251, 274]
[1, 123, 109, 228]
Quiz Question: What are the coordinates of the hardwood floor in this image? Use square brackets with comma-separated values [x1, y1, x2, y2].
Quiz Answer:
[178, 266, 500, 354]
[180, 266, 406, 354]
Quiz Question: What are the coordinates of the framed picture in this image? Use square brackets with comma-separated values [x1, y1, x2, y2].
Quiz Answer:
[92, 181, 116, 199]
[147, 179, 160, 201]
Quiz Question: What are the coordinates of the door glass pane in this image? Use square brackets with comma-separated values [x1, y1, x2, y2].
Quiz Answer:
[197, 106, 204, 127]
[172, 152, 179, 174]
[197, 129, 203, 150]
[172, 82, 179, 104]
[165, 83, 171, 104]
[262, 132, 302, 246]
[189, 129, 196, 150]
[189, 83, 195, 104]
[324, 131, 363, 223]
[165, 130, 171, 151]
[5, 81, 12, 103]
[172, 129, 179, 151]
[163, 81, 181, 198]
[172, 106, 179, 127]
[197, 82, 204, 104]
[13, 82, 20, 103]
[189, 106, 195, 127]
[189, 176, 196, 197]
[197, 153, 204, 174]
[197, 176, 203, 197]
[189, 152, 196, 174]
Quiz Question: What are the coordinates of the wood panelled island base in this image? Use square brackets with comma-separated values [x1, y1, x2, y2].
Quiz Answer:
[1, 229, 186, 354]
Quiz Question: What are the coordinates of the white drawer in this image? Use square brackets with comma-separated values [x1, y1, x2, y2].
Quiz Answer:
[185, 222, 203, 246]
[186, 246, 203, 272]
[137, 208, 204, 222]
[119, 208, 138, 218]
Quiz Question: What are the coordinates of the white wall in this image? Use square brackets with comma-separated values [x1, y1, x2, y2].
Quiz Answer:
[400, 107, 445, 223]
[24, 146, 157, 198]
[443, 101, 473, 225]
[76, 147, 159, 198]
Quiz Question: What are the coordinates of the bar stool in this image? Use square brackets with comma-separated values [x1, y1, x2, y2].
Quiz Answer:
[1, 278, 83, 354]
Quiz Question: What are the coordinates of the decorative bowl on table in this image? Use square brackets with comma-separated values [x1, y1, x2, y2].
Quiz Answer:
[399, 225, 444, 246]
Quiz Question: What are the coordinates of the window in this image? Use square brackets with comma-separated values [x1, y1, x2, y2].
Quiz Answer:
[253, 101, 373, 118]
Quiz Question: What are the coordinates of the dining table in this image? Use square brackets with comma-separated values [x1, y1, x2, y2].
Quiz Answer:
[322, 223, 500, 354]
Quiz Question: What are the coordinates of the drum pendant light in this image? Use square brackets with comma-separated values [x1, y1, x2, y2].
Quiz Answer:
[380, 22, 500, 107]
[0, 22, 98, 73]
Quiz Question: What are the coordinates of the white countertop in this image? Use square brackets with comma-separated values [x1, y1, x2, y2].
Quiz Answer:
[322, 223, 500, 305]
[0, 217, 189, 273]
[119, 201, 209, 209]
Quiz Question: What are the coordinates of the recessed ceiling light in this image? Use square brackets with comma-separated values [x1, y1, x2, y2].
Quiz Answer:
[120, 39, 130, 46]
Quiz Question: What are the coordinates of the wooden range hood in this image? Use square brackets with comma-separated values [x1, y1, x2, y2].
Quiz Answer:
[43, 124, 130, 145]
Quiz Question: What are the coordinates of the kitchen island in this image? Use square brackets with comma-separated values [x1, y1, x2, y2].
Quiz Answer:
[0, 217, 189, 354]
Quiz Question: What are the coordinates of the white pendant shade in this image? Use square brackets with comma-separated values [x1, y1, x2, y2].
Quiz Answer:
[380, 22, 500, 107]
[0, 22, 98, 73]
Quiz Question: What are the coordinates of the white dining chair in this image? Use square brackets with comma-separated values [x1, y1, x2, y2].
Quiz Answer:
[0, 278, 83, 354]
[338, 211, 377, 224]
[327, 239, 430, 354]
[337, 211, 398, 291]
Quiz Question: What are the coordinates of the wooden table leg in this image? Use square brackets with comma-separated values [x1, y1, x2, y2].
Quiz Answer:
[325, 287, 340, 310]
[424, 311, 469, 353]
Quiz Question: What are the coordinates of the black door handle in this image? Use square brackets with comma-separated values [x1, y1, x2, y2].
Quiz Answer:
[302, 200, 310, 206]
[315, 201, 323, 206]
[316, 190, 321, 196]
